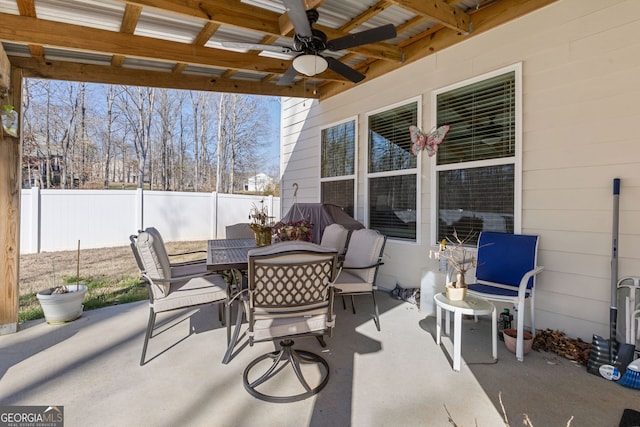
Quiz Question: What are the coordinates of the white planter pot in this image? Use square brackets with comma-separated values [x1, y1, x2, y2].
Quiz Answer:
[37, 285, 87, 324]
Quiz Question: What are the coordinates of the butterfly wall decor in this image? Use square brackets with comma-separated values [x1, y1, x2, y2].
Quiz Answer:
[409, 124, 450, 157]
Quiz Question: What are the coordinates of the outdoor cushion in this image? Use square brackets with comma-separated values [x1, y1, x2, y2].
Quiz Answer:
[135, 231, 172, 296]
[320, 223, 349, 255]
[343, 229, 385, 282]
[152, 274, 227, 313]
[333, 270, 371, 293]
[250, 312, 333, 342]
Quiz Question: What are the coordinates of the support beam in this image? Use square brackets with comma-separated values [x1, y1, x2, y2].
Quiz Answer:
[0, 52, 22, 334]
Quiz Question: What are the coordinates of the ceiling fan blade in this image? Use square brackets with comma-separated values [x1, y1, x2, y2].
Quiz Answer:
[283, 0, 312, 38]
[326, 57, 365, 83]
[277, 65, 299, 86]
[327, 24, 397, 51]
[219, 41, 292, 54]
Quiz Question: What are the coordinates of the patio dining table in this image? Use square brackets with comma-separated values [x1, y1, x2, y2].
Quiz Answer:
[206, 237, 256, 364]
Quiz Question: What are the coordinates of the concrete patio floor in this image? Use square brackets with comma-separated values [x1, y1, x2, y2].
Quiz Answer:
[1, 291, 638, 427]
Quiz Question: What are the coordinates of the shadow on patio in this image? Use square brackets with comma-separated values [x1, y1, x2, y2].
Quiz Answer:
[0, 291, 638, 426]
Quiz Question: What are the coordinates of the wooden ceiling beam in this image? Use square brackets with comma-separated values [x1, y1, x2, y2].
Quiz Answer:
[112, 4, 143, 67]
[16, 0, 44, 61]
[340, 1, 392, 33]
[172, 21, 221, 74]
[120, 0, 402, 62]
[9, 56, 320, 99]
[318, 0, 558, 100]
[387, 0, 471, 34]
[0, 13, 299, 76]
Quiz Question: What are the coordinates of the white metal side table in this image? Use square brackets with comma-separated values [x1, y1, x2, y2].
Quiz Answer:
[434, 292, 497, 371]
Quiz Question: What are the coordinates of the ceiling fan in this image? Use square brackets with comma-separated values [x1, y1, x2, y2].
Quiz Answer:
[220, 0, 397, 86]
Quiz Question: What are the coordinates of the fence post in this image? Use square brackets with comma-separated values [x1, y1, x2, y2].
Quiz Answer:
[30, 185, 40, 253]
[266, 195, 275, 223]
[135, 188, 144, 232]
[211, 191, 218, 239]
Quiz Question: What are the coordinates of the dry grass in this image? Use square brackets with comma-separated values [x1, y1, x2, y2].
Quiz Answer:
[19, 240, 207, 321]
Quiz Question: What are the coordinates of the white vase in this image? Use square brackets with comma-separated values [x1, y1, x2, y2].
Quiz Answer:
[445, 284, 467, 301]
[37, 285, 87, 324]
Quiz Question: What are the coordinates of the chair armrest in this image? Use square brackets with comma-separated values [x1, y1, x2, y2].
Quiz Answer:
[145, 270, 216, 283]
[169, 258, 207, 267]
[167, 249, 207, 267]
[342, 261, 384, 270]
[517, 266, 545, 297]
[168, 249, 206, 257]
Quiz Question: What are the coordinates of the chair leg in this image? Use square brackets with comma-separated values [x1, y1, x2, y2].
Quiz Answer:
[316, 335, 326, 347]
[140, 308, 156, 366]
[218, 302, 227, 326]
[516, 302, 526, 362]
[243, 339, 330, 403]
[530, 293, 535, 338]
[350, 295, 356, 314]
[371, 291, 381, 331]
[222, 301, 246, 364]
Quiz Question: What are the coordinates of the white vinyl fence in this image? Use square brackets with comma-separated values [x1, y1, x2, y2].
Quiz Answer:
[20, 187, 280, 254]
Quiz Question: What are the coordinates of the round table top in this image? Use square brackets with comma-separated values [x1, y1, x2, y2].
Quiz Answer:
[434, 292, 494, 315]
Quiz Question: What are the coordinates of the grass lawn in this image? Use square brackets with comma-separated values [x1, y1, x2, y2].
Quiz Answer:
[18, 240, 207, 323]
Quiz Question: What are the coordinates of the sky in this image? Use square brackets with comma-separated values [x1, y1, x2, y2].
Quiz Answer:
[26, 79, 282, 175]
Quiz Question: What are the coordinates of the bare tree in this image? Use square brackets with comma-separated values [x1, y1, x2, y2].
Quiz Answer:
[21, 80, 279, 194]
[115, 86, 156, 189]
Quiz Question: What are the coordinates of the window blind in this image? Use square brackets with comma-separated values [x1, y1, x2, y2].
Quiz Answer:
[436, 71, 516, 166]
[368, 102, 417, 173]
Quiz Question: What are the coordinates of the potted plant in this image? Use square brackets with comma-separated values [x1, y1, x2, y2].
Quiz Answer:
[248, 200, 274, 246]
[431, 230, 477, 301]
[272, 219, 313, 243]
[36, 241, 88, 324]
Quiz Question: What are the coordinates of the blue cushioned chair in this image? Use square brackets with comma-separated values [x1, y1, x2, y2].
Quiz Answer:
[467, 231, 544, 361]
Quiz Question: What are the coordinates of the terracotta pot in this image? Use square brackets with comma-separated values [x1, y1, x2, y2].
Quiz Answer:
[445, 284, 467, 301]
[503, 328, 534, 355]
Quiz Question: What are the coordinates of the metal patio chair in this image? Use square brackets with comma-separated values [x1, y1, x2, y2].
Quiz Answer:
[333, 228, 386, 331]
[130, 229, 228, 366]
[242, 241, 338, 402]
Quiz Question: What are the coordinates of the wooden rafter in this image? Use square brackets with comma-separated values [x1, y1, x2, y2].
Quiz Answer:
[0, 0, 559, 99]
[387, 0, 471, 34]
[112, 4, 142, 67]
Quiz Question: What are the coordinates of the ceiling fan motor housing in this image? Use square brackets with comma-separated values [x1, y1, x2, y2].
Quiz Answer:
[293, 29, 328, 54]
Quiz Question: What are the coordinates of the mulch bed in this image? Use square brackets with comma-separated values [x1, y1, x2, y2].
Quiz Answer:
[532, 329, 592, 365]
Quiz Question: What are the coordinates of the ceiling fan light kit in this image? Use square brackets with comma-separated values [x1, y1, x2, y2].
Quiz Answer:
[292, 54, 328, 76]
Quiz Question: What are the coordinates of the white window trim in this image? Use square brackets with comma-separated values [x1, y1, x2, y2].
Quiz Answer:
[365, 95, 422, 244]
[319, 115, 358, 214]
[429, 63, 523, 244]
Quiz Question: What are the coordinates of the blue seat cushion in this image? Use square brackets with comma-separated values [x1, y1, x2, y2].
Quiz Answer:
[475, 232, 538, 289]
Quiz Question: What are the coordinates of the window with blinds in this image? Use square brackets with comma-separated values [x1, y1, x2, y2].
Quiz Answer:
[367, 99, 419, 241]
[321, 119, 356, 215]
[433, 66, 520, 245]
